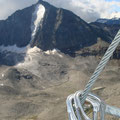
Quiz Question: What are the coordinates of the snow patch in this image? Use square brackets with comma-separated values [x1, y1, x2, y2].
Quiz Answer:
[0, 83, 4, 86]
[45, 49, 63, 58]
[27, 46, 41, 54]
[16, 46, 42, 67]
[16, 47, 63, 77]
[111, 17, 120, 20]
[17, 47, 63, 68]
[31, 4, 45, 42]
[16, 46, 43, 77]
[1, 74, 4, 77]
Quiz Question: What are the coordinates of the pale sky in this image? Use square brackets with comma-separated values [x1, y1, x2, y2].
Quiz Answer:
[0, 0, 120, 22]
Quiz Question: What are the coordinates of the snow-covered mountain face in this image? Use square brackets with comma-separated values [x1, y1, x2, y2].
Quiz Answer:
[96, 18, 120, 25]
[95, 18, 109, 24]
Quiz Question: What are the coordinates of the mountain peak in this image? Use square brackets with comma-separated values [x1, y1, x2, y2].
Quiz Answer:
[37, 0, 48, 4]
[111, 17, 120, 20]
[0, 0, 119, 55]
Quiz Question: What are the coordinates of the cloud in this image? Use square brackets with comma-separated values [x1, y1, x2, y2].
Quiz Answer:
[0, 0, 37, 20]
[0, 0, 120, 22]
[43, 0, 120, 22]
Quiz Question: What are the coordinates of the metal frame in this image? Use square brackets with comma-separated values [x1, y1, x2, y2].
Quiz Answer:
[66, 91, 120, 120]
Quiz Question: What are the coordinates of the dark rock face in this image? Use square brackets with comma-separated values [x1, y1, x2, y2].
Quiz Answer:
[0, 52, 25, 66]
[31, 1, 98, 53]
[90, 22, 120, 42]
[0, 1, 99, 53]
[0, 5, 35, 47]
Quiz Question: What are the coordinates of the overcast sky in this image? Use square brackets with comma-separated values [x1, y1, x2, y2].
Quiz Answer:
[0, 0, 120, 22]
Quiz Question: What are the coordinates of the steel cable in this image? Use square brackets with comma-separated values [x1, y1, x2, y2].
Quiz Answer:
[80, 30, 120, 105]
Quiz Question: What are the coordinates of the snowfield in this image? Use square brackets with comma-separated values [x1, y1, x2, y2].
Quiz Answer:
[31, 4, 45, 43]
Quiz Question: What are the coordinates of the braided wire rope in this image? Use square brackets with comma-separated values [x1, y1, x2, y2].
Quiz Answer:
[80, 30, 120, 105]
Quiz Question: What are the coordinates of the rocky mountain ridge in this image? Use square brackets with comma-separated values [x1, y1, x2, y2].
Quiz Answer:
[0, 0, 119, 55]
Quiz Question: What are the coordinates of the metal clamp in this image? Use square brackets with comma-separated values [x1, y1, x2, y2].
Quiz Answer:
[66, 91, 106, 120]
